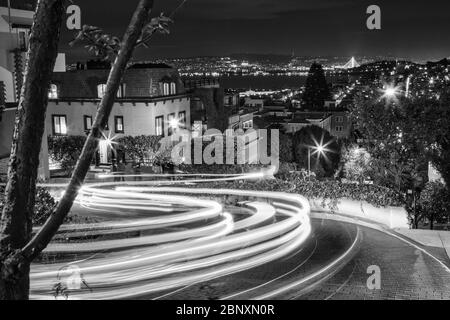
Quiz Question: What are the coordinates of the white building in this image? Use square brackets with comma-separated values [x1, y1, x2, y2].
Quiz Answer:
[0, 2, 191, 179]
[0, 4, 33, 103]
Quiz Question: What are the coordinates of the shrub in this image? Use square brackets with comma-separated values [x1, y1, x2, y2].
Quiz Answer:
[0, 186, 99, 226]
[287, 172, 404, 208]
[48, 135, 87, 173]
[277, 133, 294, 163]
[179, 163, 265, 175]
[342, 145, 372, 183]
[0, 186, 56, 226]
[416, 181, 450, 230]
[116, 135, 162, 165]
[193, 178, 295, 194]
[276, 162, 298, 176]
[190, 171, 404, 211]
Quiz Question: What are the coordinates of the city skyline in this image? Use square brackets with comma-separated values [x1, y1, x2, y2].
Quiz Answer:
[58, 0, 450, 63]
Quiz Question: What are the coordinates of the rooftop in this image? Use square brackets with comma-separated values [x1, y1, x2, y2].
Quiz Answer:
[288, 118, 311, 124]
[0, 0, 36, 11]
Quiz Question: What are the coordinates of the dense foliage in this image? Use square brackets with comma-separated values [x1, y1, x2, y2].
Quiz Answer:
[0, 186, 56, 226]
[341, 145, 372, 183]
[48, 135, 87, 173]
[179, 163, 265, 175]
[192, 172, 404, 211]
[278, 133, 294, 163]
[415, 181, 450, 230]
[116, 135, 163, 165]
[0, 186, 99, 226]
[350, 87, 450, 191]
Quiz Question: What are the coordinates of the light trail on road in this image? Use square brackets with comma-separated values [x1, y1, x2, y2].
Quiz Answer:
[30, 171, 312, 300]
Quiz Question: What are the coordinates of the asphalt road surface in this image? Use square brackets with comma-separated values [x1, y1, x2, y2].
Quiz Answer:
[30, 175, 450, 300]
[155, 217, 450, 300]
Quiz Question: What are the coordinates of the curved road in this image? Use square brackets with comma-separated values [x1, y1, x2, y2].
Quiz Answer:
[30, 173, 450, 300]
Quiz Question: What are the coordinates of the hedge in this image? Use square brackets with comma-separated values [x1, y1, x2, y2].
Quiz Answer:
[189, 172, 404, 210]
[0, 186, 98, 226]
[287, 173, 405, 208]
[0, 186, 56, 226]
[179, 164, 266, 175]
[48, 135, 87, 173]
[116, 135, 162, 165]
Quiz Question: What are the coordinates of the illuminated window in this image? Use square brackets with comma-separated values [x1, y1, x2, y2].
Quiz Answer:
[83, 115, 92, 131]
[336, 116, 344, 123]
[117, 83, 126, 98]
[335, 126, 344, 132]
[97, 83, 107, 98]
[170, 82, 176, 95]
[243, 120, 253, 129]
[114, 116, 124, 133]
[48, 84, 58, 99]
[155, 116, 164, 136]
[52, 115, 67, 135]
[163, 83, 170, 96]
[167, 113, 176, 136]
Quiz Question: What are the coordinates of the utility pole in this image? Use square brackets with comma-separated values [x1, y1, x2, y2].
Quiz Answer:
[308, 147, 311, 180]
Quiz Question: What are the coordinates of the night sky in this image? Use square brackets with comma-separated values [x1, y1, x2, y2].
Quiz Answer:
[59, 0, 450, 63]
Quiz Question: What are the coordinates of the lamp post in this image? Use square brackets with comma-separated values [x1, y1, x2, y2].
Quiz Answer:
[308, 147, 311, 178]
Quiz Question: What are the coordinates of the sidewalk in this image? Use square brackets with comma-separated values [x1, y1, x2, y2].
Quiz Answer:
[310, 211, 450, 265]
[394, 228, 450, 262]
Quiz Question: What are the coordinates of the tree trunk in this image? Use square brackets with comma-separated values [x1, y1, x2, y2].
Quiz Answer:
[0, 0, 65, 300]
[413, 216, 419, 229]
[22, 0, 154, 262]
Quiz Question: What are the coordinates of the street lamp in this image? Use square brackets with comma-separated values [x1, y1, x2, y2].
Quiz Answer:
[307, 142, 326, 179]
[99, 131, 119, 165]
[169, 118, 180, 129]
[384, 87, 398, 98]
[381, 84, 408, 100]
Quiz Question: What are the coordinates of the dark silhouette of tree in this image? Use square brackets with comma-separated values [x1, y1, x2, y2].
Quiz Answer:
[302, 62, 331, 110]
[279, 133, 294, 163]
[419, 88, 450, 191]
[0, 0, 66, 300]
[292, 126, 340, 177]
